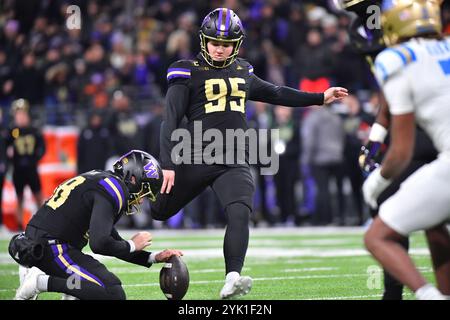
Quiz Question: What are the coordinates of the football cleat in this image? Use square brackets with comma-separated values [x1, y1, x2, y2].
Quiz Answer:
[18, 266, 39, 300]
[14, 267, 44, 300]
[220, 275, 253, 299]
[61, 294, 79, 300]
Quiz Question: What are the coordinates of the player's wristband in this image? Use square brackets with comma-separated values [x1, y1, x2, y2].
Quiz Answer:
[149, 252, 158, 264]
[127, 240, 136, 253]
[369, 123, 388, 143]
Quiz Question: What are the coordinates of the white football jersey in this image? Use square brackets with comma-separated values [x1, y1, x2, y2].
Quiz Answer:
[374, 36, 450, 154]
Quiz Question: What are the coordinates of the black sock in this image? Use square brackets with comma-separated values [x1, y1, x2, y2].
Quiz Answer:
[382, 237, 409, 300]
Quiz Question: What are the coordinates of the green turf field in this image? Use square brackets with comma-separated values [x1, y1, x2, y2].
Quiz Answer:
[0, 227, 435, 300]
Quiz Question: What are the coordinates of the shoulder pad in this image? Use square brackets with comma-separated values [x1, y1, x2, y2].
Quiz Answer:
[97, 175, 127, 213]
[167, 60, 193, 81]
[236, 58, 254, 75]
[374, 44, 417, 84]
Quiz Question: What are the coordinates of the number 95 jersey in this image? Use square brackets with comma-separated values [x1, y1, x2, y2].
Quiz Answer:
[27, 170, 129, 250]
[167, 54, 254, 133]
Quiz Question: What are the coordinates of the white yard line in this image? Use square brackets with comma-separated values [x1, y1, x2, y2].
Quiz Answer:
[283, 267, 338, 272]
[122, 270, 433, 287]
[0, 246, 432, 266]
[0, 227, 368, 240]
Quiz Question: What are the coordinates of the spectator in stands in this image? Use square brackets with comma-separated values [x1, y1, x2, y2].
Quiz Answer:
[77, 109, 111, 174]
[142, 102, 164, 159]
[0, 49, 14, 126]
[107, 90, 141, 157]
[341, 95, 371, 225]
[0, 109, 8, 230]
[272, 106, 300, 225]
[13, 53, 44, 106]
[301, 104, 345, 226]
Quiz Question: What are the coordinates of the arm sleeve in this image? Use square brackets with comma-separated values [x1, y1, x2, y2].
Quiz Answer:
[110, 227, 153, 267]
[160, 83, 190, 170]
[248, 74, 324, 107]
[89, 192, 152, 267]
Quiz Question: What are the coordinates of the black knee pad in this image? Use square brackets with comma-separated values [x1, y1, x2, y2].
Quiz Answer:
[106, 284, 126, 300]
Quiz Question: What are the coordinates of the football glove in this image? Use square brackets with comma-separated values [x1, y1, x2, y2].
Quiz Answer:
[359, 141, 384, 176]
[362, 167, 392, 209]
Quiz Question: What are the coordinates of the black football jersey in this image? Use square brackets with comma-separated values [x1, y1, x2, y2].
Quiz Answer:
[28, 170, 129, 249]
[161, 54, 323, 169]
[7, 126, 45, 167]
[168, 54, 254, 133]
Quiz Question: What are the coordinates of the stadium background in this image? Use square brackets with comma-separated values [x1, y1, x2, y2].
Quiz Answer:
[1, 0, 450, 301]
[1, 0, 450, 229]
[0, 0, 450, 229]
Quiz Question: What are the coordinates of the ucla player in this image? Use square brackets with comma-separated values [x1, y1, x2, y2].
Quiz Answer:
[363, 0, 450, 300]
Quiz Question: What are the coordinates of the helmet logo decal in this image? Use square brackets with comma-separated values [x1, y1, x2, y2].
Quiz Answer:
[144, 161, 159, 179]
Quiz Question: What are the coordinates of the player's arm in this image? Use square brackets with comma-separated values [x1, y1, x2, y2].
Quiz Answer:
[248, 74, 347, 107]
[363, 61, 415, 208]
[160, 84, 189, 170]
[89, 192, 153, 267]
[380, 112, 415, 179]
[159, 63, 191, 193]
[110, 228, 183, 265]
[159, 83, 189, 194]
[359, 93, 390, 173]
[374, 50, 416, 179]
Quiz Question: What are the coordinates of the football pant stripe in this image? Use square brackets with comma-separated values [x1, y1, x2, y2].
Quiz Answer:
[52, 244, 104, 287]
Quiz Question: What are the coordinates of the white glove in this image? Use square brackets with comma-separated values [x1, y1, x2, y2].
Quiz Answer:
[362, 167, 392, 209]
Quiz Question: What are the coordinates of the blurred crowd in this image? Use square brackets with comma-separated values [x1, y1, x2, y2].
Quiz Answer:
[1, 0, 450, 230]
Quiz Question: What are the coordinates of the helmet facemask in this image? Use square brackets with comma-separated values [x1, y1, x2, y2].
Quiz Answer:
[126, 181, 157, 216]
[200, 33, 243, 68]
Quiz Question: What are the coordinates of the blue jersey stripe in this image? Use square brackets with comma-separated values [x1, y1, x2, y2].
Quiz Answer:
[375, 61, 389, 82]
[167, 68, 190, 73]
[108, 177, 125, 205]
[99, 179, 120, 209]
[400, 45, 417, 62]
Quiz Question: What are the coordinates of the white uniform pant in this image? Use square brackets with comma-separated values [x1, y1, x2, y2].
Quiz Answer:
[379, 153, 450, 236]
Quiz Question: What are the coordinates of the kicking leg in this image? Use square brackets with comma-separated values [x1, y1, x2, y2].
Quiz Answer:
[151, 164, 209, 221]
